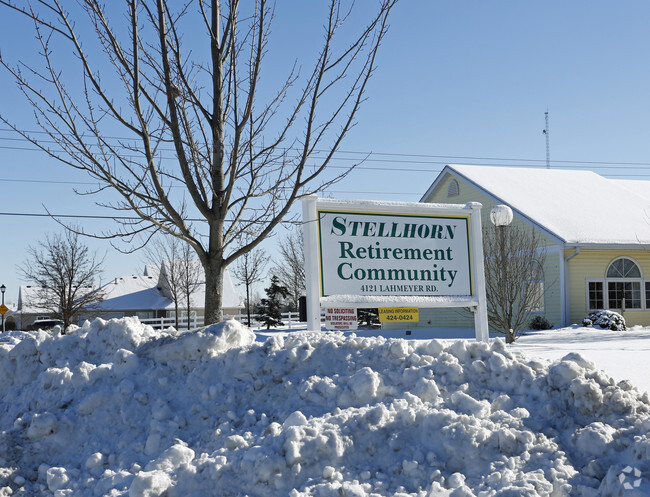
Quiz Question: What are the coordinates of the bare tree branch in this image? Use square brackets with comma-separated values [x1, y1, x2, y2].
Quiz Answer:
[18, 230, 106, 329]
[1, 0, 398, 324]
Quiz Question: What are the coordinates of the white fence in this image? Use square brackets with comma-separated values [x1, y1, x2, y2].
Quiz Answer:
[140, 311, 312, 331]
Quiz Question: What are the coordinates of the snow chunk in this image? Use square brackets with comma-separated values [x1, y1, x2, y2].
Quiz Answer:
[46, 467, 69, 492]
[340, 367, 381, 405]
[128, 470, 172, 497]
[142, 319, 255, 363]
[145, 443, 195, 472]
[572, 422, 616, 456]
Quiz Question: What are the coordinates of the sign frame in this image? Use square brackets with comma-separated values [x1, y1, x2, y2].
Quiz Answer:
[302, 196, 489, 341]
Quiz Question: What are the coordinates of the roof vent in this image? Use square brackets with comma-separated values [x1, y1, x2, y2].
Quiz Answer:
[447, 179, 459, 197]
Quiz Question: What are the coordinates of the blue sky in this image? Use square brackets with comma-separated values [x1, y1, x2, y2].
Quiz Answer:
[2, 1, 650, 304]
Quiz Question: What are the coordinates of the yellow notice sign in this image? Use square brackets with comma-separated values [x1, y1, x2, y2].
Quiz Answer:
[378, 307, 419, 323]
[0, 305, 8, 315]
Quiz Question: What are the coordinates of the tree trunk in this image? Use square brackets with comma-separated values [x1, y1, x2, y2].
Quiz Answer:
[186, 290, 191, 330]
[204, 257, 224, 325]
[245, 282, 252, 327]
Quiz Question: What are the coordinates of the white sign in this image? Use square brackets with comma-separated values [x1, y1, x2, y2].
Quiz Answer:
[302, 197, 489, 342]
[324, 308, 358, 331]
[317, 210, 472, 297]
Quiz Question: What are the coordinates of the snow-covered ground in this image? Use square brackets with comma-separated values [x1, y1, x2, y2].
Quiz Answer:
[0, 318, 649, 496]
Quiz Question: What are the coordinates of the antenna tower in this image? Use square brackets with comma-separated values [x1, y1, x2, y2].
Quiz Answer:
[543, 111, 550, 169]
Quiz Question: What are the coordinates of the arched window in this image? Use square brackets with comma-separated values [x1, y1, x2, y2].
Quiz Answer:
[447, 179, 459, 198]
[606, 257, 641, 309]
[606, 258, 641, 278]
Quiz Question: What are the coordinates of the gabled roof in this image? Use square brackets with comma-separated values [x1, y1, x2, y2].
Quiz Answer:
[17, 286, 57, 314]
[422, 164, 650, 247]
[19, 266, 243, 314]
[96, 275, 169, 311]
[157, 261, 243, 309]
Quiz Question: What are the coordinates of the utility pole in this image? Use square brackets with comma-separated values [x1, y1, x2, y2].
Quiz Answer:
[543, 110, 550, 169]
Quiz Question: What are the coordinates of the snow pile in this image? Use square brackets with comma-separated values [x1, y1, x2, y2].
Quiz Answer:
[0, 318, 649, 496]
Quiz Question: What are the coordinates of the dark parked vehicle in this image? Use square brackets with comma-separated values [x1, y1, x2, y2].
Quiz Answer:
[27, 319, 65, 332]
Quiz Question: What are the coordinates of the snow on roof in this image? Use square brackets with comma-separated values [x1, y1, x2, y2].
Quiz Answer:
[611, 178, 650, 202]
[96, 275, 170, 311]
[97, 268, 243, 311]
[17, 286, 57, 314]
[441, 165, 650, 246]
[19, 264, 243, 315]
[189, 268, 243, 309]
[143, 264, 161, 279]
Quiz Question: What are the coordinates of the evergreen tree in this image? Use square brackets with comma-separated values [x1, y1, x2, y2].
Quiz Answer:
[258, 276, 289, 330]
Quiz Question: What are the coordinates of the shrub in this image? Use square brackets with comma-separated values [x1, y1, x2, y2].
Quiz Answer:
[529, 315, 553, 330]
[582, 310, 626, 331]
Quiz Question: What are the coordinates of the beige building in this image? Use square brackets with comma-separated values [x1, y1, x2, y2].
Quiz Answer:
[418, 164, 650, 328]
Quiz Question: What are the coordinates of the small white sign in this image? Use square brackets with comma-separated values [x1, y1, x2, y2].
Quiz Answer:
[324, 307, 358, 331]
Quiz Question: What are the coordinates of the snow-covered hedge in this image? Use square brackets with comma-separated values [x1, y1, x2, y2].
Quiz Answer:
[582, 310, 626, 331]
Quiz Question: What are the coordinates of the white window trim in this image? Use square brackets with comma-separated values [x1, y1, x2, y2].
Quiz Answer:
[586, 277, 647, 311]
[586, 279, 605, 311]
[606, 278, 642, 310]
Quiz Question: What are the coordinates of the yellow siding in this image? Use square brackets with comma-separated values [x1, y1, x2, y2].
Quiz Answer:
[384, 172, 564, 330]
[566, 250, 650, 327]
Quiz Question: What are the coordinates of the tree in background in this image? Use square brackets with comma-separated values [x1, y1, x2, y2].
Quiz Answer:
[147, 236, 202, 329]
[19, 231, 105, 329]
[483, 222, 547, 343]
[177, 242, 202, 329]
[145, 237, 185, 329]
[271, 230, 305, 311]
[258, 276, 288, 330]
[232, 248, 269, 326]
[0, 0, 397, 324]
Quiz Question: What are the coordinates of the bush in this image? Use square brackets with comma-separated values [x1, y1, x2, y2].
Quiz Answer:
[529, 315, 553, 330]
[582, 310, 626, 331]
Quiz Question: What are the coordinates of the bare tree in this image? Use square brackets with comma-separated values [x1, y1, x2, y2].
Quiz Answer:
[177, 242, 202, 329]
[483, 222, 546, 343]
[147, 236, 202, 329]
[272, 230, 305, 311]
[19, 231, 105, 329]
[145, 236, 184, 328]
[0, 0, 397, 324]
[231, 248, 269, 326]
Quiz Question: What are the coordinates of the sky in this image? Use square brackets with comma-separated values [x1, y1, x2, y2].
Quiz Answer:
[2, 1, 650, 304]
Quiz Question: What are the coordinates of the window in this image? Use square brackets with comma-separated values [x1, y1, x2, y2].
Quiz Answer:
[524, 280, 544, 312]
[588, 257, 644, 311]
[607, 258, 641, 278]
[588, 281, 604, 310]
[447, 179, 459, 198]
[608, 281, 641, 309]
[606, 258, 642, 309]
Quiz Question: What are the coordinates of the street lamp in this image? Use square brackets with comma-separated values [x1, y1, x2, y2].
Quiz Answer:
[490, 204, 513, 228]
[490, 205, 514, 342]
[1, 284, 6, 333]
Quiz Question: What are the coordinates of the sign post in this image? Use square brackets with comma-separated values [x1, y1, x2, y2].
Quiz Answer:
[301, 197, 489, 341]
